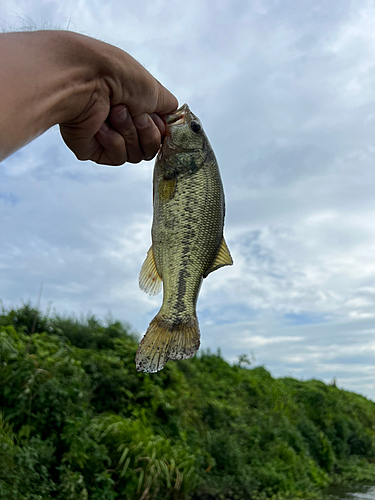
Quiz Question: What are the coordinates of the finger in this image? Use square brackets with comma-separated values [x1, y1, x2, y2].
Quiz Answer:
[153, 79, 178, 114]
[60, 123, 97, 162]
[109, 105, 144, 163]
[93, 121, 128, 165]
[150, 113, 166, 138]
[133, 113, 162, 160]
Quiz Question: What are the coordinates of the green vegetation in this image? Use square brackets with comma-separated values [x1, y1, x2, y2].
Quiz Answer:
[1, 304, 375, 499]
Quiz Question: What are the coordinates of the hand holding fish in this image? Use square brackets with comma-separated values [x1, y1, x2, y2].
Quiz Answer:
[0, 30, 177, 164]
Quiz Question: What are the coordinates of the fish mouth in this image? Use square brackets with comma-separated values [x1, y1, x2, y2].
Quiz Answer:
[164, 103, 190, 126]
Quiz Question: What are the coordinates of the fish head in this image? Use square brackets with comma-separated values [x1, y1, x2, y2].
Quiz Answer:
[163, 103, 206, 153]
[156, 104, 214, 181]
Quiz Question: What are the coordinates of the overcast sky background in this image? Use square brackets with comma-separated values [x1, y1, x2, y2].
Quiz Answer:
[2, 0, 375, 400]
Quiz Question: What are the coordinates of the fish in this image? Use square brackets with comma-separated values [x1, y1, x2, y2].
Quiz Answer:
[136, 103, 233, 373]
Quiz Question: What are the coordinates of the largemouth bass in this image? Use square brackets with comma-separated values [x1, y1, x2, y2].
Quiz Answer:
[136, 103, 233, 373]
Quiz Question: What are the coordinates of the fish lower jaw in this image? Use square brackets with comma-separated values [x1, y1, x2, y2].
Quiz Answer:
[164, 104, 189, 125]
[172, 116, 185, 125]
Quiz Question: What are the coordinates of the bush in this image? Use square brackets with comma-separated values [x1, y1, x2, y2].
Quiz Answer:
[1, 304, 375, 499]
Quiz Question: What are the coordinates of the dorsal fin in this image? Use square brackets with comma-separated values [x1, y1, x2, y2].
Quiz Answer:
[203, 238, 233, 278]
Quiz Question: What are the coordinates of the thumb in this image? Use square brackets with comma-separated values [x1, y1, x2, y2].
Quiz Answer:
[153, 79, 178, 115]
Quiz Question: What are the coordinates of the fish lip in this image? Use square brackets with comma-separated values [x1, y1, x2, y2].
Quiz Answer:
[164, 103, 190, 126]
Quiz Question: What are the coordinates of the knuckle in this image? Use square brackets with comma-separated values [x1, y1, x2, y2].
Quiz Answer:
[127, 150, 144, 164]
[75, 151, 91, 161]
[110, 110, 138, 139]
[123, 126, 138, 141]
[140, 131, 161, 158]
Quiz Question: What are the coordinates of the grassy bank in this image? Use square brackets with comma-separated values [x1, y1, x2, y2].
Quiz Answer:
[1, 304, 375, 499]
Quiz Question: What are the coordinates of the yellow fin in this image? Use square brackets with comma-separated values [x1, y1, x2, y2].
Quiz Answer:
[135, 316, 200, 373]
[203, 238, 233, 278]
[139, 246, 162, 296]
[158, 178, 176, 202]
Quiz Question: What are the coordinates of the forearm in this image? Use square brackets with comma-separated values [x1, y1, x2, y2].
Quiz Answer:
[0, 31, 99, 161]
[0, 30, 177, 165]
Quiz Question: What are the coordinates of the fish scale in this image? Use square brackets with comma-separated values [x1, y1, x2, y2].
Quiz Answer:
[154, 167, 222, 319]
[136, 104, 233, 373]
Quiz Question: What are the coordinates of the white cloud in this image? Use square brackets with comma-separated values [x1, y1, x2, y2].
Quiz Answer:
[1, 0, 375, 399]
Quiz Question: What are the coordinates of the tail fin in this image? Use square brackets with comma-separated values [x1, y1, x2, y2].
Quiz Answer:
[135, 315, 200, 373]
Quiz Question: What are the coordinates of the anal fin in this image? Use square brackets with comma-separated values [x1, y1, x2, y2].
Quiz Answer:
[139, 246, 162, 296]
[204, 238, 233, 278]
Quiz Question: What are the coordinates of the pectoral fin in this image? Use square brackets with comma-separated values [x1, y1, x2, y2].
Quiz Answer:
[158, 177, 177, 202]
[139, 246, 162, 295]
[203, 238, 233, 278]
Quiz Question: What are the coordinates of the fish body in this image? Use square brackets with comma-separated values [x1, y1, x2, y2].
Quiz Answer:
[136, 104, 233, 373]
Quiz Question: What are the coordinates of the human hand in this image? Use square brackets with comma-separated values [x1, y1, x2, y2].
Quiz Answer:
[61, 105, 169, 166]
[0, 31, 177, 165]
[59, 32, 177, 165]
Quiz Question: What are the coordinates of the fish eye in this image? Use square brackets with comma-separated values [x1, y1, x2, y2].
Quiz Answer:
[190, 121, 202, 133]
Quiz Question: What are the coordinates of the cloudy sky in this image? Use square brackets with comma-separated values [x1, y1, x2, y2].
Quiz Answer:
[2, 0, 375, 399]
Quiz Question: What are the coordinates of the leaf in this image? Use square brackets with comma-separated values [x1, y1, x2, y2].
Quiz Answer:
[118, 447, 129, 467]
[137, 469, 145, 494]
[120, 457, 131, 478]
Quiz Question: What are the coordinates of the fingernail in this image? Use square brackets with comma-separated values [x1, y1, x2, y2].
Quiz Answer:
[134, 113, 149, 128]
[116, 106, 128, 121]
[99, 121, 110, 133]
